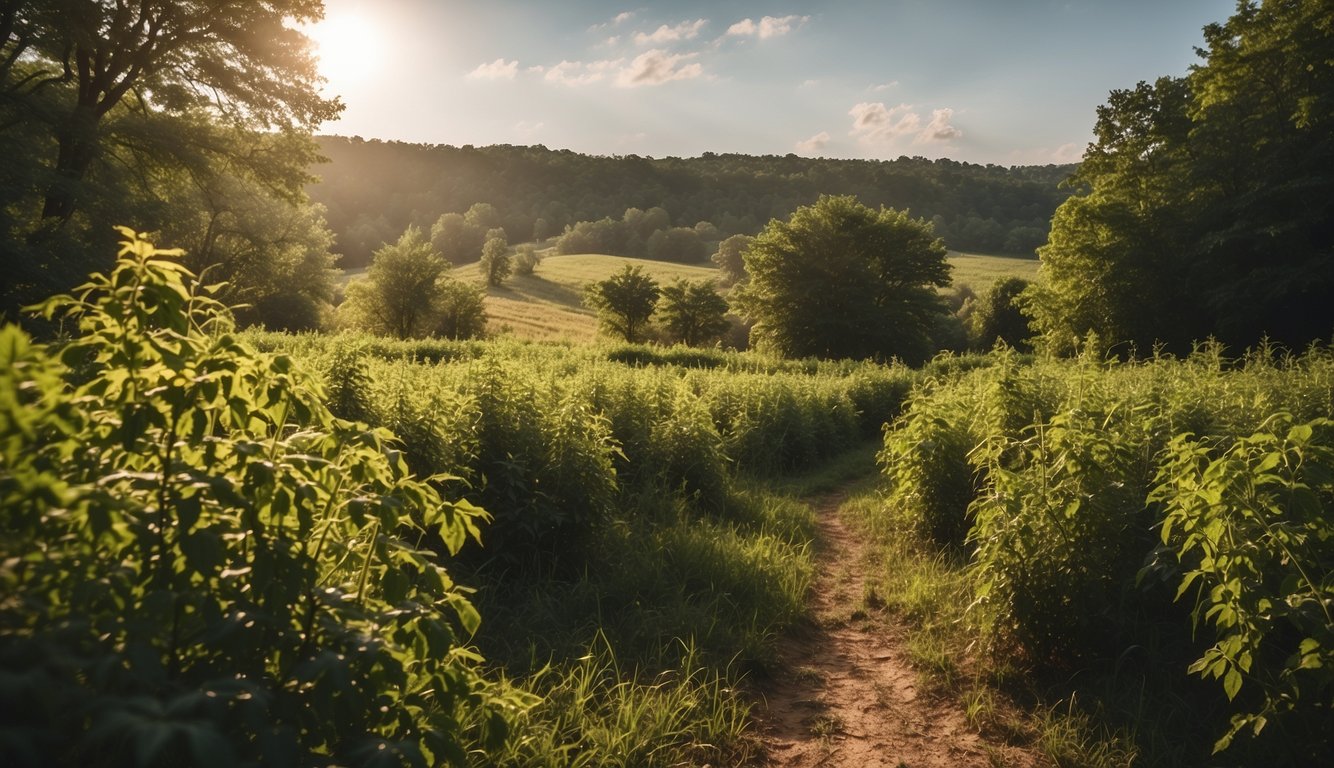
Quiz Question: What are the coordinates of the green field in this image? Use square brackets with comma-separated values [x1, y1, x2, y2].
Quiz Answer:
[341, 249, 1041, 342]
[945, 250, 1040, 291]
[458, 253, 719, 341]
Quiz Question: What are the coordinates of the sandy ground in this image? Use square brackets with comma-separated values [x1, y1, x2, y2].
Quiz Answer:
[753, 489, 1040, 768]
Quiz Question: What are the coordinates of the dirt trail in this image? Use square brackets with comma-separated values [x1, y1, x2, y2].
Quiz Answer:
[754, 487, 1038, 768]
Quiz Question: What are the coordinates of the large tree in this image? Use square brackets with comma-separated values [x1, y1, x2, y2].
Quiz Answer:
[8, 0, 339, 223]
[1028, 0, 1334, 354]
[732, 194, 951, 363]
[0, 1, 341, 322]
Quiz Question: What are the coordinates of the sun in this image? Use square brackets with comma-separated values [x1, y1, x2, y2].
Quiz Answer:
[307, 11, 383, 91]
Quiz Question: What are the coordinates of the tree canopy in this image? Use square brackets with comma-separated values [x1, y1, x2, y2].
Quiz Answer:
[1028, 0, 1334, 354]
[733, 195, 951, 363]
[0, 0, 342, 327]
[659, 279, 729, 347]
[309, 137, 1075, 269]
[584, 264, 659, 343]
[341, 226, 449, 339]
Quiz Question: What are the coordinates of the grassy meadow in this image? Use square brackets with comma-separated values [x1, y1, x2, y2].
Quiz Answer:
[338, 248, 1043, 343]
[946, 250, 1041, 291]
[461, 253, 720, 341]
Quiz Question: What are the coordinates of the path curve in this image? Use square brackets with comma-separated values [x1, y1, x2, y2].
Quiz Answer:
[753, 487, 1039, 767]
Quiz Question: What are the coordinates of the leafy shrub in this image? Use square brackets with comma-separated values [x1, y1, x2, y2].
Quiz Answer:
[1151, 417, 1334, 755]
[968, 409, 1156, 662]
[0, 230, 526, 767]
[879, 401, 980, 550]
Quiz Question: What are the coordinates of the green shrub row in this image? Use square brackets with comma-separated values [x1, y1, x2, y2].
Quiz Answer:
[247, 330, 915, 572]
[879, 345, 1334, 760]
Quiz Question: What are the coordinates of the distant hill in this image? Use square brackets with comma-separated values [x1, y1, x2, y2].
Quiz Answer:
[340, 250, 1039, 343]
[309, 137, 1077, 269]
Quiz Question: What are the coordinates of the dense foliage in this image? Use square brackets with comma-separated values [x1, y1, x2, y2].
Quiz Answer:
[879, 345, 1334, 762]
[0, 1, 342, 329]
[241, 324, 917, 764]
[1028, 0, 1334, 354]
[734, 195, 952, 363]
[584, 264, 660, 343]
[339, 226, 487, 340]
[0, 231, 523, 767]
[658, 279, 730, 347]
[309, 137, 1075, 268]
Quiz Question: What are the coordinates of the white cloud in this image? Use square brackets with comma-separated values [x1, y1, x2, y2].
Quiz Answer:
[869, 80, 899, 92]
[616, 49, 704, 87]
[537, 58, 624, 86]
[634, 19, 708, 46]
[849, 102, 964, 147]
[589, 11, 635, 32]
[848, 102, 922, 144]
[514, 120, 545, 134]
[467, 58, 519, 80]
[799, 78, 821, 88]
[727, 15, 808, 39]
[726, 18, 756, 36]
[795, 131, 831, 154]
[917, 108, 962, 143]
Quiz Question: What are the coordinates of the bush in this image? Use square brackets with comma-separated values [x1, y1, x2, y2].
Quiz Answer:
[0, 229, 526, 767]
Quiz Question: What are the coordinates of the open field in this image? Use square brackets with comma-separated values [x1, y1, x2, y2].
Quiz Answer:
[455, 253, 720, 341]
[340, 249, 1042, 342]
[945, 250, 1040, 291]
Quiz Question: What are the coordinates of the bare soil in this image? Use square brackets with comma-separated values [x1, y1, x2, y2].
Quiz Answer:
[753, 488, 1040, 768]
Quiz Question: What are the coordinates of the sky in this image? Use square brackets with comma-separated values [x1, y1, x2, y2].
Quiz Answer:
[308, 0, 1237, 166]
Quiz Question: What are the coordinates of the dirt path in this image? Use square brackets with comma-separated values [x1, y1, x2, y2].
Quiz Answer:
[754, 487, 1038, 768]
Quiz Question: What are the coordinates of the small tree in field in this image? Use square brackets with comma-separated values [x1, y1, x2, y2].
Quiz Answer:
[342, 225, 447, 339]
[432, 278, 488, 339]
[732, 195, 950, 363]
[513, 244, 541, 275]
[969, 276, 1033, 350]
[659, 279, 729, 347]
[712, 234, 753, 287]
[585, 264, 660, 342]
[480, 236, 512, 286]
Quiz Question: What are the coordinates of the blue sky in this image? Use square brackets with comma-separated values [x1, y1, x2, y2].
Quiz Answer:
[309, 0, 1236, 165]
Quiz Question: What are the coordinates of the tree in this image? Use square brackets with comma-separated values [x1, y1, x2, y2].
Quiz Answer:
[659, 279, 729, 346]
[430, 277, 487, 339]
[465, 202, 502, 233]
[646, 226, 708, 263]
[584, 263, 659, 342]
[1028, 0, 1334, 354]
[9, 0, 339, 224]
[513, 243, 541, 275]
[732, 195, 951, 363]
[430, 212, 485, 265]
[342, 226, 447, 339]
[480, 235, 512, 287]
[969, 277, 1033, 350]
[712, 234, 753, 287]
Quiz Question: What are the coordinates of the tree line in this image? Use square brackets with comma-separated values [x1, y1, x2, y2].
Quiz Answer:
[308, 136, 1075, 268]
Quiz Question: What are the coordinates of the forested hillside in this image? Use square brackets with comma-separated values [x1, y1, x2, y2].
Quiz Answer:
[309, 137, 1075, 268]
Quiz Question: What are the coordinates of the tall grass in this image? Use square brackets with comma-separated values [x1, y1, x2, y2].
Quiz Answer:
[875, 344, 1334, 765]
[243, 329, 900, 765]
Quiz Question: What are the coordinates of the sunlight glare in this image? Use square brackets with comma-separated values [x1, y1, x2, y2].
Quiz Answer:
[309, 11, 384, 91]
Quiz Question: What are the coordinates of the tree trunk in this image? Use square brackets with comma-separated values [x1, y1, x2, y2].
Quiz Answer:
[40, 102, 100, 221]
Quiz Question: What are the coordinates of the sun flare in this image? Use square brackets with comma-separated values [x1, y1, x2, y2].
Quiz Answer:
[308, 11, 383, 91]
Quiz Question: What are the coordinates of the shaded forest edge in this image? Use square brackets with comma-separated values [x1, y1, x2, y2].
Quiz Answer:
[308, 136, 1076, 269]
